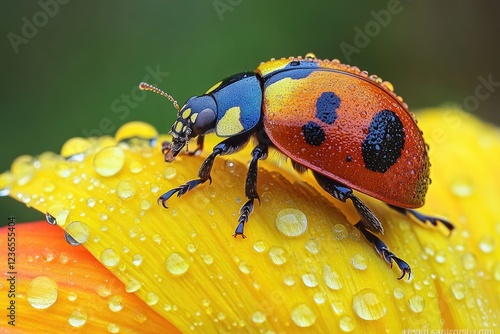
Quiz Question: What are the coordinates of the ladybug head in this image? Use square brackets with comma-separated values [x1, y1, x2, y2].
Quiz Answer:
[139, 82, 217, 161]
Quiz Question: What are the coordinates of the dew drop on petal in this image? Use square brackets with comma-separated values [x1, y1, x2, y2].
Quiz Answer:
[65, 221, 90, 245]
[238, 260, 252, 274]
[331, 300, 346, 315]
[253, 240, 266, 253]
[408, 294, 425, 313]
[165, 252, 190, 275]
[27, 276, 58, 309]
[333, 223, 348, 240]
[451, 281, 466, 300]
[117, 180, 136, 199]
[450, 176, 474, 197]
[129, 160, 143, 173]
[251, 311, 266, 324]
[479, 235, 495, 254]
[132, 254, 143, 266]
[68, 292, 77, 302]
[302, 273, 318, 288]
[61, 137, 92, 161]
[125, 278, 141, 293]
[283, 275, 295, 286]
[305, 240, 319, 254]
[393, 288, 405, 299]
[275, 208, 308, 237]
[351, 253, 368, 271]
[339, 315, 355, 332]
[93, 146, 125, 177]
[68, 309, 87, 328]
[290, 303, 316, 327]
[11, 155, 36, 186]
[100, 248, 120, 267]
[461, 253, 477, 270]
[202, 254, 213, 265]
[268, 246, 287, 265]
[314, 292, 326, 304]
[0, 172, 14, 196]
[107, 323, 120, 333]
[96, 285, 111, 298]
[108, 295, 123, 312]
[493, 261, 500, 281]
[115, 121, 158, 147]
[163, 166, 177, 179]
[145, 292, 159, 306]
[323, 264, 342, 290]
[352, 288, 387, 320]
[45, 212, 57, 225]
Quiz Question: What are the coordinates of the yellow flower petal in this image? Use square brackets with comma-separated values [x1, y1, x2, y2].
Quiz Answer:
[0, 221, 178, 332]
[1, 110, 499, 332]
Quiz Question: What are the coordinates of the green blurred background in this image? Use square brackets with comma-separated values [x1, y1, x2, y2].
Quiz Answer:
[1, 0, 499, 224]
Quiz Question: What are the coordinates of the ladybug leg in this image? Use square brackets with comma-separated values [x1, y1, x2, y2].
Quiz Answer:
[233, 144, 269, 238]
[355, 223, 412, 280]
[157, 133, 251, 208]
[313, 172, 384, 234]
[387, 205, 454, 234]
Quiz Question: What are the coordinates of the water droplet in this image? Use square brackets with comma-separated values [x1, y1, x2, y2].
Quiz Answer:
[451, 281, 466, 300]
[86, 198, 96, 208]
[393, 288, 405, 299]
[323, 264, 342, 290]
[11, 155, 35, 185]
[65, 221, 90, 245]
[165, 252, 190, 275]
[117, 180, 136, 199]
[27, 276, 58, 309]
[107, 323, 120, 333]
[492, 261, 500, 281]
[435, 249, 446, 264]
[479, 235, 495, 253]
[163, 166, 177, 179]
[132, 254, 143, 266]
[461, 253, 476, 270]
[451, 176, 474, 197]
[351, 253, 368, 271]
[305, 240, 319, 254]
[339, 315, 355, 332]
[140, 200, 151, 211]
[68, 308, 87, 328]
[253, 241, 266, 253]
[302, 273, 318, 288]
[251, 311, 266, 324]
[314, 292, 326, 304]
[408, 294, 425, 313]
[333, 224, 348, 240]
[108, 295, 123, 312]
[42, 248, 55, 262]
[96, 285, 111, 297]
[125, 278, 141, 293]
[115, 121, 158, 147]
[93, 146, 125, 177]
[202, 254, 213, 265]
[129, 160, 143, 173]
[331, 300, 345, 315]
[238, 260, 252, 274]
[68, 291, 77, 301]
[290, 304, 316, 327]
[42, 181, 55, 192]
[45, 212, 57, 225]
[283, 275, 295, 286]
[100, 248, 120, 267]
[61, 137, 92, 161]
[275, 208, 308, 237]
[268, 246, 287, 265]
[146, 292, 159, 306]
[352, 288, 387, 320]
[0, 172, 14, 196]
[99, 212, 108, 221]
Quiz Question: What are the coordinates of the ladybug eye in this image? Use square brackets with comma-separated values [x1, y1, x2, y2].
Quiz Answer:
[192, 108, 216, 135]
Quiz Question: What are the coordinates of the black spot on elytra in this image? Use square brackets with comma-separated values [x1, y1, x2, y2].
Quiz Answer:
[315, 92, 340, 125]
[361, 110, 405, 173]
[302, 121, 326, 146]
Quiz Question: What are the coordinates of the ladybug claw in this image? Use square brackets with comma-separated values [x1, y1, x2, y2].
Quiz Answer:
[233, 221, 246, 238]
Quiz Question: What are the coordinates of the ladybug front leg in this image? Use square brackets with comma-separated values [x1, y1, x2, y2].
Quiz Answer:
[387, 205, 454, 234]
[157, 133, 251, 208]
[233, 144, 268, 238]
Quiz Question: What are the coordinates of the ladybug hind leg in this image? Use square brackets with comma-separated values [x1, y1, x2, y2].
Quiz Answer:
[233, 144, 268, 238]
[157, 133, 251, 208]
[388, 204, 454, 234]
[313, 172, 411, 279]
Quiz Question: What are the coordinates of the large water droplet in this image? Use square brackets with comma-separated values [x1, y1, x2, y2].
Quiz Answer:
[251, 311, 266, 324]
[238, 260, 252, 274]
[132, 254, 143, 266]
[268, 246, 287, 265]
[100, 248, 120, 267]
[125, 278, 141, 293]
[323, 264, 342, 290]
[461, 252, 476, 270]
[305, 240, 319, 254]
[108, 295, 123, 312]
[45, 212, 57, 225]
[302, 273, 318, 288]
[68, 309, 87, 328]
[451, 281, 466, 300]
[275, 208, 308, 237]
[408, 294, 425, 313]
[351, 253, 368, 271]
[145, 292, 159, 306]
[115, 121, 158, 147]
[165, 252, 190, 275]
[27, 276, 58, 309]
[64, 221, 90, 245]
[393, 288, 405, 299]
[290, 303, 316, 327]
[333, 224, 348, 240]
[11, 155, 35, 185]
[352, 288, 387, 320]
[61, 137, 92, 162]
[253, 241, 266, 253]
[93, 146, 125, 177]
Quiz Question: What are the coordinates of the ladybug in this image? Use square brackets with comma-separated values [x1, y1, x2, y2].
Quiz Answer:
[140, 53, 453, 279]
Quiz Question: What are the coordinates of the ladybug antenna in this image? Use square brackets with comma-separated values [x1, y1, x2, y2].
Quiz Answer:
[139, 82, 180, 111]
